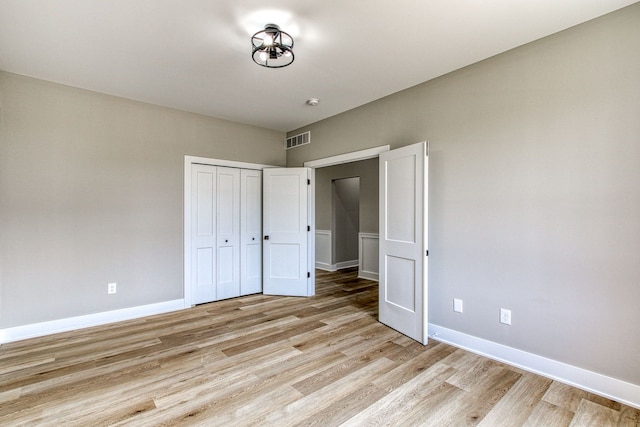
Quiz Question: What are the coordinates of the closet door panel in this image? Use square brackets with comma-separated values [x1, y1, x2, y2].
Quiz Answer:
[191, 165, 217, 304]
[241, 169, 262, 295]
[216, 167, 241, 300]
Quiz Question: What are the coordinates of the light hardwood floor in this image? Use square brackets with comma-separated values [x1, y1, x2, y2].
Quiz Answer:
[1, 268, 638, 426]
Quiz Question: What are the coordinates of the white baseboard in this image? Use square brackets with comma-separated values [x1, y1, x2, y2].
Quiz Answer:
[428, 323, 640, 410]
[358, 271, 379, 281]
[0, 299, 185, 344]
[336, 260, 358, 270]
[315, 260, 359, 272]
[315, 261, 335, 271]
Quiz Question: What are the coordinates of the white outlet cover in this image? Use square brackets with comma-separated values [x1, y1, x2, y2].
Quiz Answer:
[500, 308, 511, 325]
[108, 282, 117, 294]
[453, 298, 463, 313]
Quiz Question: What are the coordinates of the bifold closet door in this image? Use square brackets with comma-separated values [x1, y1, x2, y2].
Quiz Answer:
[191, 164, 217, 304]
[190, 164, 263, 304]
[216, 167, 241, 300]
[241, 169, 262, 295]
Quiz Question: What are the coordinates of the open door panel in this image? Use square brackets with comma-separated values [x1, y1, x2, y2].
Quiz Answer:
[263, 167, 315, 297]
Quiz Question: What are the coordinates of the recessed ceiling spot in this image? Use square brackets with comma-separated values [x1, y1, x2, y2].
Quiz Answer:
[306, 98, 320, 106]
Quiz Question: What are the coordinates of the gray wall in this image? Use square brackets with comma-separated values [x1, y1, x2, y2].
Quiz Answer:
[314, 158, 379, 234]
[0, 72, 285, 328]
[287, 4, 640, 386]
[332, 177, 359, 264]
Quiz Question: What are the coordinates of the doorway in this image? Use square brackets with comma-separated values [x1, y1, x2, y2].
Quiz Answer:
[332, 177, 360, 270]
[312, 158, 379, 279]
[305, 147, 389, 279]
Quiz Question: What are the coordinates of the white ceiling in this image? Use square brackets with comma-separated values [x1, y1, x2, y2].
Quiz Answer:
[0, 1, 637, 132]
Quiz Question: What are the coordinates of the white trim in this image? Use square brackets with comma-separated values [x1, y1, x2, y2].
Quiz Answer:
[307, 167, 316, 296]
[315, 262, 334, 271]
[358, 232, 379, 281]
[336, 260, 359, 270]
[315, 229, 332, 271]
[304, 146, 390, 168]
[184, 156, 280, 307]
[184, 157, 193, 307]
[428, 323, 640, 410]
[0, 300, 184, 344]
[185, 155, 275, 170]
[358, 270, 378, 281]
[314, 261, 359, 272]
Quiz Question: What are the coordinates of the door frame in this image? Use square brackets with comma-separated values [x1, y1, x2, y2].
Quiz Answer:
[303, 146, 390, 168]
[183, 156, 275, 307]
[304, 146, 390, 274]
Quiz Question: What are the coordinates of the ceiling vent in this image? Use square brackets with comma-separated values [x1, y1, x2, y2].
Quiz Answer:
[286, 131, 310, 149]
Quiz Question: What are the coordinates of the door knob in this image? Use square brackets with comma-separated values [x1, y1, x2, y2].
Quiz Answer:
[264, 236, 269, 240]
[225, 239, 228, 243]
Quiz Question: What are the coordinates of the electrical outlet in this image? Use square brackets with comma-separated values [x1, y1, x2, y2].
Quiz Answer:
[500, 308, 511, 325]
[453, 298, 463, 313]
[108, 282, 117, 294]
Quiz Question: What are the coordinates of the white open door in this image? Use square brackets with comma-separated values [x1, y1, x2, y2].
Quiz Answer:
[263, 167, 314, 297]
[379, 141, 428, 344]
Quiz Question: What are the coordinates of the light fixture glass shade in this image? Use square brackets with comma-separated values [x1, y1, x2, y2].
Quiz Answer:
[251, 24, 294, 68]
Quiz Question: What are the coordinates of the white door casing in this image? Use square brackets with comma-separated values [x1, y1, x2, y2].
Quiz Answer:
[263, 167, 314, 297]
[241, 169, 262, 295]
[379, 141, 428, 344]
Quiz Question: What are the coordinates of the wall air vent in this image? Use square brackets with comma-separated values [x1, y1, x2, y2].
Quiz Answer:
[286, 131, 310, 149]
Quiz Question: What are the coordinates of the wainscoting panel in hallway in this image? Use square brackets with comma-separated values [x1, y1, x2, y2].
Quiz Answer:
[1, 268, 637, 425]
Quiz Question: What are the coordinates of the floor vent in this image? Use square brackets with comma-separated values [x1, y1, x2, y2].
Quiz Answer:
[286, 131, 310, 149]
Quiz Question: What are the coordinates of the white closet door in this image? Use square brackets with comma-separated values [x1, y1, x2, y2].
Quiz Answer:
[191, 164, 217, 304]
[216, 167, 241, 300]
[241, 169, 262, 295]
[263, 168, 314, 297]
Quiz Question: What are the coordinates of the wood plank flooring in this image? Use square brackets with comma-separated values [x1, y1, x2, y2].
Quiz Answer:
[1, 268, 638, 426]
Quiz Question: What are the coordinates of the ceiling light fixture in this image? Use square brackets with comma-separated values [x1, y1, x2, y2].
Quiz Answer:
[306, 98, 320, 106]
[251, 24, 294, 68]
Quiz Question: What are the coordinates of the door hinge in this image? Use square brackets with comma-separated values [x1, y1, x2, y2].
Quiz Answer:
[307, 225, 310, 232]
[426, 250, 429, 256]
[307, 272, 311, 278]
[307, 179, 310, 185]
